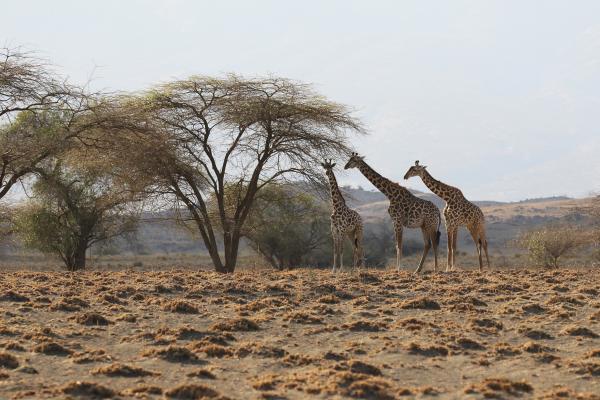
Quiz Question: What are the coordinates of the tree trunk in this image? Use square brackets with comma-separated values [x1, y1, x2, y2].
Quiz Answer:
[66, 240, 88, 271]
[223, 232, 240, 273]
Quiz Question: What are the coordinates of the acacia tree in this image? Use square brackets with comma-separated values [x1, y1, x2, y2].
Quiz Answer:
[13, 147, 140, 271]
[0, 47, 70, 119]
[97, 76, 363, 273]
[1, 47, 87, 202]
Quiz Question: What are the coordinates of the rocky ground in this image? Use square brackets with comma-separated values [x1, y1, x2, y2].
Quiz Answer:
[0, 267, 599, 399]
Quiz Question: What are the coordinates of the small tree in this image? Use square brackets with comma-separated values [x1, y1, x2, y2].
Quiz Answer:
[517, 226, 588, 268]
[243, 185, 330, 269]
[13, 152, 139, 271]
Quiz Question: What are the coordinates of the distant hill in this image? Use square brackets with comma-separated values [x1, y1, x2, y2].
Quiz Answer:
[1, 183, 592, 258]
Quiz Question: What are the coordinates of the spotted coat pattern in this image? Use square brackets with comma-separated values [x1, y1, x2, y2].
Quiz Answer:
[345, 155, 440, 273]
[404, 163, 490, 271]
[323, 164, 364, 271]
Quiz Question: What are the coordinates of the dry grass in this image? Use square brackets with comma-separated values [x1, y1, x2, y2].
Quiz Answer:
[0, 267, 598, 399]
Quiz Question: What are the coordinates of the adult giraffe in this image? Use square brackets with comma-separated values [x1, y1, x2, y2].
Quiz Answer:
[344, 153, 440, 273]
[322, 160, 364, 272]
[404, 161, 490, 271]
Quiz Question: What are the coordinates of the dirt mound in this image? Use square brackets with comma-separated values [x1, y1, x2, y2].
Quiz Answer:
[210, 318, 259, 332]
[33, 342, 72, 356]
[0, 352, 19, 369]
[399, 297, 441, 310]
[92, 363, 158, 377]
[145, 345, 200, 363]
[164, 384, 220, 399]
[60, 381, 116, 398]
[75, 312, 111, 326]
[163, 300, 200, 314]
[464, 378, 533, 397]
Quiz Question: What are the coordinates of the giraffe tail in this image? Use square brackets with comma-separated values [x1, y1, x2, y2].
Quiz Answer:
[434, 210, 442, 246]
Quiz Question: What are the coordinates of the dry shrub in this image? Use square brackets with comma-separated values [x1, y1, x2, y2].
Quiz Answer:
[61, 381, 116, 398]
[469, 318, 503, 333]
[194, 344, 233, 358]
[164, 384, 220, 399]
[561, 326, 599, 338]
[92, 363, 158, 377]
[318, 294, 340, 304]
[546, 295, 584, 306]
[33, 342, 72, 356]
[71, 349, 112, 364]
[537, 387, 600, 400]
[283, 311, 323, 324]
[406, 342, 449, 357]
[122, 386, 163, 396]
[187, 369, 216, 379]
[330, 372, 395, 400]
[163, 300, 199, 314]
[0, 291, 29, 302]
[342, 320, 386, 332]
[235, 343, 287, 358]
[521, 341, 554, 354]
[337, 360, 382, 376]
[0, 352, 19, 369]
[521, 303, 546, 314]
[1, 341, 25, 351]
[49, 297, 89, 311]
[464, 378, 533, 397]
[399, 297, 441, 310]
[210, 317, 259, 332]
[455, 337, 486, 351]
[144, 346, 200, 363]
[251, 374, 281, 391]
[492, 343, 521, 357]
[520, 328, 554, 340]
[570, 362, 600, 377]
[75, 312, 111, 326]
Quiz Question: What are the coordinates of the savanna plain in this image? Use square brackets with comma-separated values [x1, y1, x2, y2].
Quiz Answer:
[0, 266, 599, 400]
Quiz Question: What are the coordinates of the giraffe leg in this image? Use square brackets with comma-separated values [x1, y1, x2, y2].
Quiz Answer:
[468, 226, 483, 271]
[450, 228, 459, 271]
[338, 237, 344, 272]
[432, 228, 439, 273]
[446, 230, 452, 272]
[332, 236, 339, 273]
[414, 228, 431, 274]
[354, 227, 364, 268]
[480, 230, 490, 269]
[395, 226, 403, 272]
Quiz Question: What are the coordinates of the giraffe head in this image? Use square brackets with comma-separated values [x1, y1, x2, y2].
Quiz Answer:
[344, 152, 364, 170]
[321, 159, 336, 171]
[403, 160, 427, 180]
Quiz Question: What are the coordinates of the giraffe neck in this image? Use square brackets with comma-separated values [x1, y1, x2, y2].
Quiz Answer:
[325, 169, 346, 209]
[355, 160, 409, 200]
[420, 169, 460, 201]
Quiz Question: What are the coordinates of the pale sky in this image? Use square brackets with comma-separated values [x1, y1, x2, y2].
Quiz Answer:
[3, 1, 600, 201]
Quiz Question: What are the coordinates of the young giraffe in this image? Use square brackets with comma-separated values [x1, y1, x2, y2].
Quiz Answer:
[404, 161, 490, 271]
[344, 153, 441, 273]
[322, 160, 364, 272]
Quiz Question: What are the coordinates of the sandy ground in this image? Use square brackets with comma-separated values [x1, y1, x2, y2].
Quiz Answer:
[0, 267, 599, 399]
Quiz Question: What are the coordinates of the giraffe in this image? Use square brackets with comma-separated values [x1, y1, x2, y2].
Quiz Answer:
[404, 161, 490, 271]
[322, 159, 364, 272]
[344, 153, 441, 273]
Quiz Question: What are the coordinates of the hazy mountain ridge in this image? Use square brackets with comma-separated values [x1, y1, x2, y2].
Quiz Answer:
[1, 185, 590, 257]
